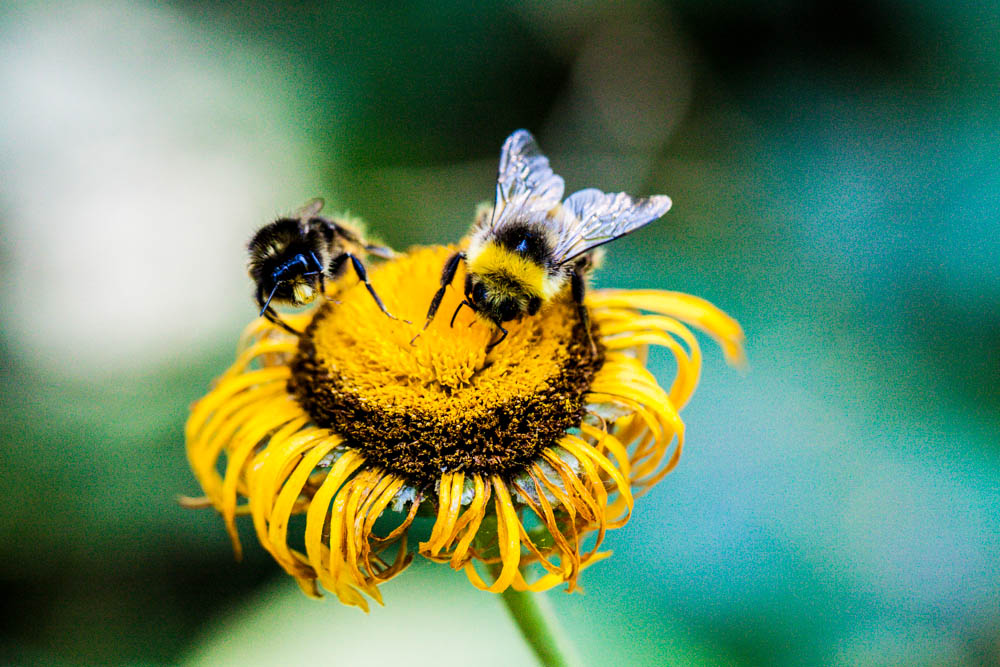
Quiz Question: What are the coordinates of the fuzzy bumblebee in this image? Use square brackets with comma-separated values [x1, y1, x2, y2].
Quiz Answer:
[247, 198, 399, 334]
[418, 130, 672, 351]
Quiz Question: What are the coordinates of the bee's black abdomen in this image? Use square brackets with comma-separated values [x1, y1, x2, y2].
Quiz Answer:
[494, 223, 551, 267]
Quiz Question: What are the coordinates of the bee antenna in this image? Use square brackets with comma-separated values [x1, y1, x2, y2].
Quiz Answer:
[259, 282, 282, 317]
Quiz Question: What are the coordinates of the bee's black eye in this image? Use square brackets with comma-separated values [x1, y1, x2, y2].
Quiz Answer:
[471, 282, 487, 304]
[498, 299, 521, 322]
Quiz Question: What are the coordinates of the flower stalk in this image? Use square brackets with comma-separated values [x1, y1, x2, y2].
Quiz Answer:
[500, 588, 581, 667]
[494, 566, 581, 667]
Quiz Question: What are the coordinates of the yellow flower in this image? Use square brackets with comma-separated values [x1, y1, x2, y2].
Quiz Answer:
[185, 244, 744, 611]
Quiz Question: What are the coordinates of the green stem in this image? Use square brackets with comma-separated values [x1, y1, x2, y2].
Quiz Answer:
[494, 574, 582, 667]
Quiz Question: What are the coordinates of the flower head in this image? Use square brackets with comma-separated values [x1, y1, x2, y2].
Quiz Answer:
[186, 244, 743, 610]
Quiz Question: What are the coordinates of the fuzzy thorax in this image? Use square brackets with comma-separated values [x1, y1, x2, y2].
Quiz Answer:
[465, 238, 565, 304]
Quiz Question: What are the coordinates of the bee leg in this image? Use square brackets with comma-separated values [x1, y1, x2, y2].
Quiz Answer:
[256, 285, 302, 336]
[412, 251, 465, 344]
[485, 324, 508, 353]
[450, 300, 474, 327]
[310, 252, 327, 295]
[342, 253, 409, 323]
[571, 268, 598, 357]
[263, 308, 303, 336]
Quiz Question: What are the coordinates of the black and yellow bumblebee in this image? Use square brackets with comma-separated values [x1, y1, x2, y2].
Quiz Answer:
[419, 130, 672, 352]
[247, 198, 400, 334]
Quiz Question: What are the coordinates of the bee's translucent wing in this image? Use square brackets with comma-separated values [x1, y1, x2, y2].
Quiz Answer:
[292, 197, 325, 223]
[488, 130, 565, 232]
[553, 188, 672, 264]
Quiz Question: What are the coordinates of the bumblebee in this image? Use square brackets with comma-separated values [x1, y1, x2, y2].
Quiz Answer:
[418, 129, 672, 352]
[247, 198, 399, 334]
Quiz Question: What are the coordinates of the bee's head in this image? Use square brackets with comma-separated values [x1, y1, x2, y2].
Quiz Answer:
[256, 251, 324, 314]
[466, 273, 538, 324]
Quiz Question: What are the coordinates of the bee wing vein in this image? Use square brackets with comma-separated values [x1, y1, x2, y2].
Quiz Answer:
[553, 189, 672, 264]
[490, 130, 564, 231]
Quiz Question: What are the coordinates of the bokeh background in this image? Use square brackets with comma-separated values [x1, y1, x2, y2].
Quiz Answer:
[2, 1, 998, 665]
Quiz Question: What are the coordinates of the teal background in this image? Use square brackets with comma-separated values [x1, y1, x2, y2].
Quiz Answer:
[1, 1, 998, 664]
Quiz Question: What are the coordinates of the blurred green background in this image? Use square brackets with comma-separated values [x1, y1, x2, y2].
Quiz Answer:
[1, 1, 998, 665]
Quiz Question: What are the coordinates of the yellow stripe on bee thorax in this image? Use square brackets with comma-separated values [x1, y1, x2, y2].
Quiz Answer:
[467, 242, 561, 300]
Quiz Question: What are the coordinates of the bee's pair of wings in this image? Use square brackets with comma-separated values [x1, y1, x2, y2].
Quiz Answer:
[486, 129, 672, 266]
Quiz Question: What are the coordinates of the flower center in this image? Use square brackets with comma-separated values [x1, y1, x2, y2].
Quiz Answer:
[289, 245, 603, 485]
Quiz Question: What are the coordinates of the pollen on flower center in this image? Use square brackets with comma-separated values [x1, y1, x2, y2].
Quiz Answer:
[288, 245, 603, 485]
